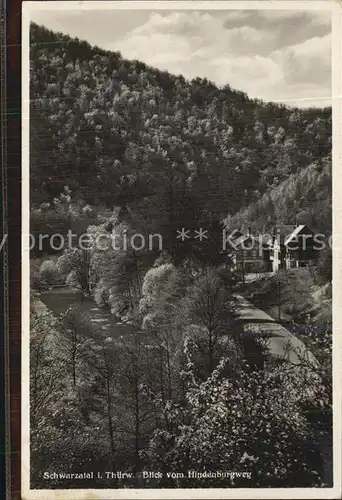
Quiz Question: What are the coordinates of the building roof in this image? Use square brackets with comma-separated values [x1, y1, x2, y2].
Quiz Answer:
[271, 224, 314, 246]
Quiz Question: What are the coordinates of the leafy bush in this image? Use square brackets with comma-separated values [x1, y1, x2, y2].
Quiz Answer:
[38, 259, 63, 289]
[31, 23, 331, 243]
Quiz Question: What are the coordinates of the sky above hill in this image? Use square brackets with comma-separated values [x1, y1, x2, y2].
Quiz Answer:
[30, 8, 332, 108]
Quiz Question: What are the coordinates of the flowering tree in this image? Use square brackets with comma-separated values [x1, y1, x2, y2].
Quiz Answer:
[139, 261, 186, 402]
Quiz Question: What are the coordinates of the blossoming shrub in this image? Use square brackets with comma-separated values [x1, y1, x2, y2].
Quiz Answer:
[143, 357, 323, 488]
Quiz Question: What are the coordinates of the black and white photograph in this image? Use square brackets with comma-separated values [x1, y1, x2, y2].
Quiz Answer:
[22, 1, 341, 498]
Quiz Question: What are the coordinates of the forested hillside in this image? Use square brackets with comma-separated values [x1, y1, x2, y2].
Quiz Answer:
[30, 23, 331, 245]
